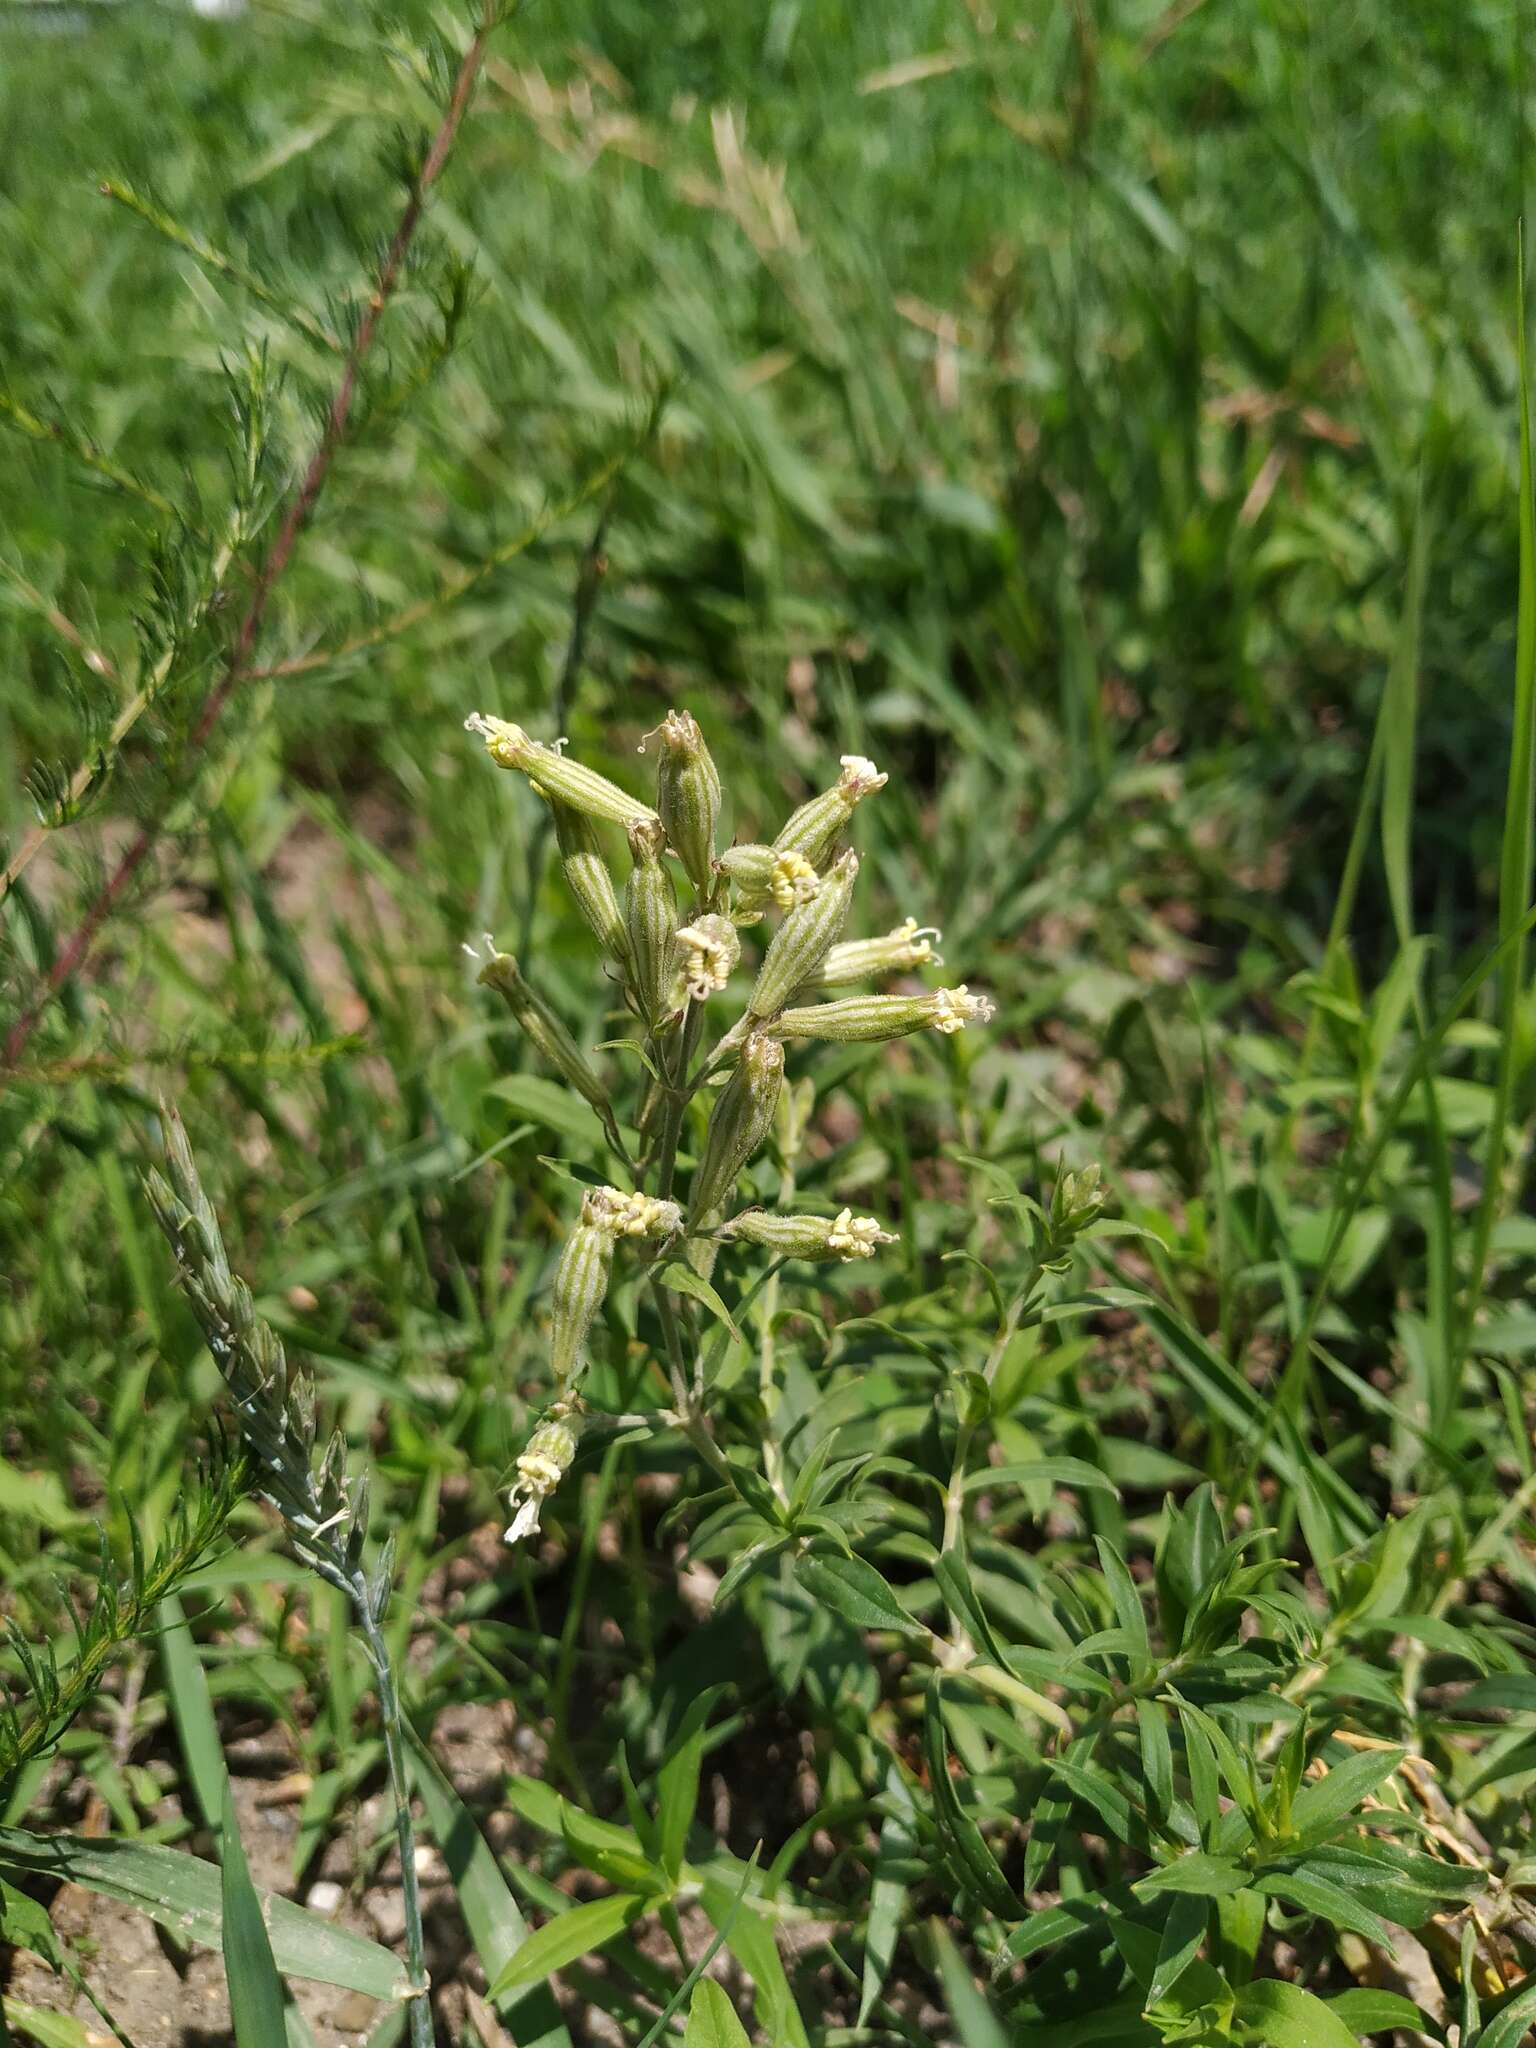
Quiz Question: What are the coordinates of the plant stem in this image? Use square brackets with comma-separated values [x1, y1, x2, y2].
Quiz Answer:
[358, 1607, 434, 2048]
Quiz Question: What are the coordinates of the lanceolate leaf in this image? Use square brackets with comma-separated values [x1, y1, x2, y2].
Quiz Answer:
[487, 1892, 647, 2000]
[796, 1551, 924, 1636]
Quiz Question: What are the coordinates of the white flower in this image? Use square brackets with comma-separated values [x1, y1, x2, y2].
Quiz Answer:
[769, 851, 821, 911]
[827, 1208, 898, 1260]
[837, 754, 888, 799]
[930, 984, 996, 1035]
[503, 1415, 579, 1547]
[674, 916, 740, 1001]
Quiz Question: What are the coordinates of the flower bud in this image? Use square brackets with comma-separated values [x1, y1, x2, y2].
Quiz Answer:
[640, 710, 721, 897]
[689, 1031, 785, 1221]
[504, 1403, 583, 1546]
[472, 939, 616, 1131]
[772, 754, 888, 868]
[715, 842, 778, 919]
[1052, 1163, 1104, 1233]
[466, 713, 659, 832]
[771, 984, 996, 1043]
[814, 917, 942, 986]
[747, 849, 859, 1021]
[548, 800, 629, 966]
[624, 817, 679, 1024]
[719, 1206, 898, 1261]
[674, 914, 741, 1003]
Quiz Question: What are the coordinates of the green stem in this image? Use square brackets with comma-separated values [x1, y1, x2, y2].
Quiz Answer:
[357, 1608, 434, 2048]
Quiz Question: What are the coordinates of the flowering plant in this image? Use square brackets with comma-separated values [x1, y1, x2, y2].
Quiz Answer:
[463, 711, 993, 1543]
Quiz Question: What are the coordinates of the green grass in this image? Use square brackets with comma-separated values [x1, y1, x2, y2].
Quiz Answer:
[4, 2, 1536, 2043]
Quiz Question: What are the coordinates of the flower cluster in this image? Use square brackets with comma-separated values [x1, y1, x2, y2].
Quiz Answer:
[465, 708, 994, 1543]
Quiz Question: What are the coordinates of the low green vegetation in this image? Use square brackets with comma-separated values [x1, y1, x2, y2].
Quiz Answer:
[4, 3, 1536, 2044]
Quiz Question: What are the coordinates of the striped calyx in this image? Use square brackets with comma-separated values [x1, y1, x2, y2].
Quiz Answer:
[814, 917, 942, 985]
[466, 712, 659, 831]
[719, 1206, 898, 1261]
[473, 941, 614, 1127]
[641, 710, 721, 897]
[624, 816, 679, 1023]
[548, 799, 629, 965]
[771, 984, 996, 1043]
[689, 1031, 785, 1221]
[747, 849, 858, 1021]
[772, 753, 888, 868]
[550, 1213, 615, 1383]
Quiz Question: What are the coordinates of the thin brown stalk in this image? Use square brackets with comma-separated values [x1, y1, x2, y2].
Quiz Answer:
[2, 11, 499, 1078]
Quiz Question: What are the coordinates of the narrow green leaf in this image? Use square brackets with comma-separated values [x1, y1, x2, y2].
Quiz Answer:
[924, 1686, 1019, 1920]
[859, 1796, 913, 2026]
[657, 1686, 730, 1883]
[961, 1459, 1119, 1497]
[219, 1779, 288, 2048]
[657, 1261, 742, 1344]
[698, 1876, 811, 2048]
[1289, 1748, 1404, 1842]
[1146, 1891, 1206, 2008]
[158, 1594, 225, 1837]
[1326, 1988, 1431, 2034]
[682, 1980, 751, 2048]
[796, 1552, 923, 1636]
[929, 1920, 1008, 2048]
[486, 1892, 646, 2000]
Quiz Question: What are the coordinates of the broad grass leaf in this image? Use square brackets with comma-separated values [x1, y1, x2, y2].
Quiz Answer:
[219, 1779, 288, 2048]
[487, 1892, 645, 1999]
[683, 1979, 751, 2048]
[0, 1828, 406, 1998]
